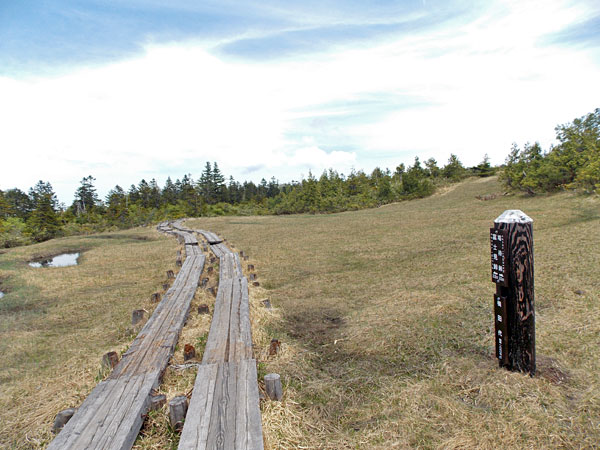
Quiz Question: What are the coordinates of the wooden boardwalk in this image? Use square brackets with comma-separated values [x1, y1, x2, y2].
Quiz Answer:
[48, 222, 205, 450]
[171, 222, 264, 450]
[49, 221, 263, 449]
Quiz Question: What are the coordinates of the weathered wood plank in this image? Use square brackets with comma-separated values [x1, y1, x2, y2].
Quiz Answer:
[178, 364, 219, 450]
[202, 278, 234, 364]
[175, 222, 264, 450]
[207, 362, 237, 448]
[197, 230, 223, 244]
[49, 225, 206, 450]
[178, 361, 263, 450]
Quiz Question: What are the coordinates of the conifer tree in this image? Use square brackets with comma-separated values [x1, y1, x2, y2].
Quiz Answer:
[27, 181, 61, 241]
[199, 162, 213, 203]
[72, 175, 99, 216]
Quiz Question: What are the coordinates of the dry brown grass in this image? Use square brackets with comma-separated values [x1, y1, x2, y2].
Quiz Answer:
[186, 177, 600, 449]
[0, 228, 177, 448]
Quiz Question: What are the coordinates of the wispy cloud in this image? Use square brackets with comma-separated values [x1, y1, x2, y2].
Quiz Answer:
[1, 0, 599, 203]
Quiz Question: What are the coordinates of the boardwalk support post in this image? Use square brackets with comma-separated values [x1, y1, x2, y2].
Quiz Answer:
[149, 394, 167, 411]
[491, 209, 535, 375]
[52, 408, 77, 434]
[169, 396, 188, 432]
[101, 351, 119, 370]
[132, 309, 145, 326]
[264, 373, 283, 401]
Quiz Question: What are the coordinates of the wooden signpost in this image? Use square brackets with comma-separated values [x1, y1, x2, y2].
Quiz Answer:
[491, 210, 535, 375]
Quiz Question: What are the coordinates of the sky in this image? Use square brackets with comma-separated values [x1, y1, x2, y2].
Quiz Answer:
[1, 0, 599, 204]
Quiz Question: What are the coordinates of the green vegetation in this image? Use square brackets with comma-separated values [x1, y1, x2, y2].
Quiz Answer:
[501, 108, 600, 194]
[0, 154, 488, 248]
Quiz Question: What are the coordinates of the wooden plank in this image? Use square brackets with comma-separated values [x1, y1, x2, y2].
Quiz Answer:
[172, 224, 264, 450]
[227, 278, 242, 363]
[199, 230, 223, 244]
[237, 360, 264, 450]
[210, 244, 225, 259]
[178, 364, 219, 450]
[202, 279, 234, 364]
[238, 277, 253, 361]
[206, 362, 237, 448]
[49, 226, 205, 450]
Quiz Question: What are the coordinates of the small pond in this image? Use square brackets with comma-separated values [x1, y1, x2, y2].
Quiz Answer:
[29, 252, 80, 268]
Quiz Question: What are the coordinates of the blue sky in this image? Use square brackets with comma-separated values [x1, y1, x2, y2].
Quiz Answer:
[1, 0, 599, 203]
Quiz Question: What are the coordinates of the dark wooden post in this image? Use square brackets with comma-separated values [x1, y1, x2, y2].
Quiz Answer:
[491, 210, 535, 375]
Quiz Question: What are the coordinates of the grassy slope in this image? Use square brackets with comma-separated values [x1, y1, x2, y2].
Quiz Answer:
[188, 176, 599, 449]
[0, 228, 176, 448]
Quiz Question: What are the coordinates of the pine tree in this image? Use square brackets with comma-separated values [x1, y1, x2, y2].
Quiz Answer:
[211, 162, 226, 203]
[149, 179, 161, 208]
[27, 181, 61, 241]
[72, 175, 99, 215]
[199, 162, 213, 203]
[3, 188, 33, 220]
[162, 177, 178, 205]
[106, 185, 130, 227]
[442, 154, 467, 181]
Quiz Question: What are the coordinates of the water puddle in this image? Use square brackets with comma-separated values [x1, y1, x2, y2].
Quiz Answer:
[29, 252, 80, 268]
[0, 291, 4, 298]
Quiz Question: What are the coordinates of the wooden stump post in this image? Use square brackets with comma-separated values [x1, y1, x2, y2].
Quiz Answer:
[197, 304, 210, 314]
[262, 299, 272, 309]
[149, 394, 167, 411]
[491, 210, 535, 375]
[52, 408, 77, 434]
[269, 338, 281, 356]
[102, 351, 119, 370]
[249, 273, 257, 281]
[264, 373, 283, 401]
[166, 270, 175, 279]
[132, 309, 145, 326]
[183, 344, 196, 361]
[151, 292, 160, 303]
[169, 396, 188, 432]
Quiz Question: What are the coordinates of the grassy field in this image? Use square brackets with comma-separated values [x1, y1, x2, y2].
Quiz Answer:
[0, 228, 178, 448]
[1, 176, 598, 449]
[188, 176, 600, 449]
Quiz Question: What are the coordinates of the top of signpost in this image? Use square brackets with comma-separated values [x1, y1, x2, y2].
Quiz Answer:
[494, 209, 533, 224]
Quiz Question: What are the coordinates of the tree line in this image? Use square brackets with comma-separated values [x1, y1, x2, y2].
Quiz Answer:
[501, 108, 599, 194]
[0, 155, 493, 247]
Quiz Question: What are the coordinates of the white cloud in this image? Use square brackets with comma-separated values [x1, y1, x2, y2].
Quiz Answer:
[1, 0, 599, 202]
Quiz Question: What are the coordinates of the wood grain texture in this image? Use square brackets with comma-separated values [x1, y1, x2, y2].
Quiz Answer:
[494, 218, 535, 375]
[48, 223, 205, 450]
[178, 361, 263, 450]
[179, 222, 263, 449]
